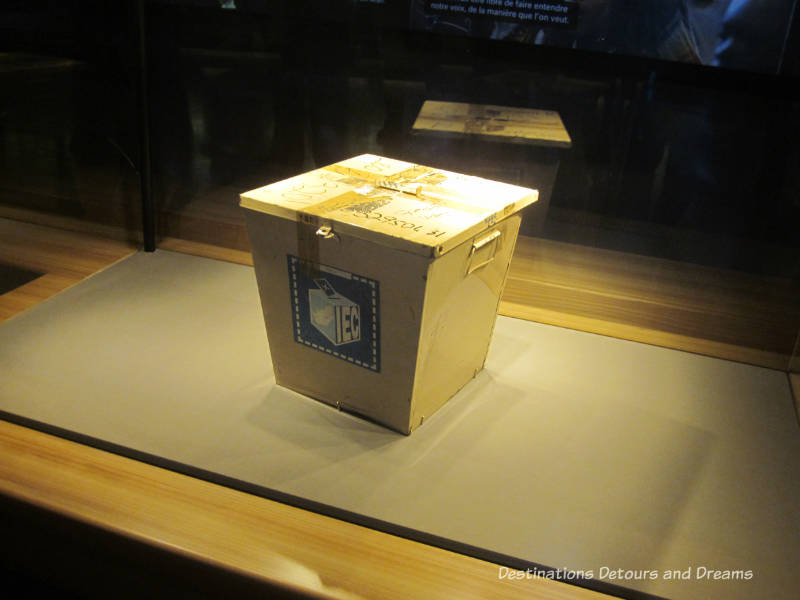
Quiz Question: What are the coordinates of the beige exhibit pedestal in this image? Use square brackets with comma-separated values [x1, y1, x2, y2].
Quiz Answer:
[241, 154, 537, 434]
[0, 250, 798, 600]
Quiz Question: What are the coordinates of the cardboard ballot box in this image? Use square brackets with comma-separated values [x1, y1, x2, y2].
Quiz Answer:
[240, 154, 537, 434]
[411, 100, 570, 235]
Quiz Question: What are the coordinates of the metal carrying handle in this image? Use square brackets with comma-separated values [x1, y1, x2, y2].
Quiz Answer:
[466, 230, 501, 275]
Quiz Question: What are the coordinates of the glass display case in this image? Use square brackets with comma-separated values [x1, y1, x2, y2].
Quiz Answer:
[1, 2, 799, 599]
[140, 0, 800, 371]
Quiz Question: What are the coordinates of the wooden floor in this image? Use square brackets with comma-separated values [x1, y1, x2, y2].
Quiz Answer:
[0, 419, 616, 600]
[0, 218, 618, 598]
[501, 236, 800, 371]
[0, 217, 137, 322]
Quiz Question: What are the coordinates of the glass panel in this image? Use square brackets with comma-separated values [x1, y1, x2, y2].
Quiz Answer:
[0, 2, 142, 239]
[146, 2, 799, 371]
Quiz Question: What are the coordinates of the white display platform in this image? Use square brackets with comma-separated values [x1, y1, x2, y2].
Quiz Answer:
[1, 250, 798, 600]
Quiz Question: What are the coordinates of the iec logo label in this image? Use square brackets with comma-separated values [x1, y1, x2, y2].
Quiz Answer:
[309, 278, 361, 345]
[288, 255, 380, 372]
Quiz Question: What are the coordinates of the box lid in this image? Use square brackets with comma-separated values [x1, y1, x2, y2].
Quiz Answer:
[240, 154, 538, 257]
[412, 100, 571, 148]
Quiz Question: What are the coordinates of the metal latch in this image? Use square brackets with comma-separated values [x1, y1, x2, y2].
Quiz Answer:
[466, 230, 501, 274]
[315, 223, 337, 240]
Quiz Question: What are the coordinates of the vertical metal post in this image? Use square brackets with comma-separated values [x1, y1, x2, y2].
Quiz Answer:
[135, 0, 155, 251]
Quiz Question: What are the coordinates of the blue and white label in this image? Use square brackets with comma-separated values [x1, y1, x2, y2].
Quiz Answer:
[288, 255, 380, 372]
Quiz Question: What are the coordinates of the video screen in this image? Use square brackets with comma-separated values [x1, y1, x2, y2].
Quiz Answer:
[164, 1, 798, 75]
[401, 0, 798, 74]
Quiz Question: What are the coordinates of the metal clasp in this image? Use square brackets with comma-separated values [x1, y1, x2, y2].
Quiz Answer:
[315, 224, 337, 240]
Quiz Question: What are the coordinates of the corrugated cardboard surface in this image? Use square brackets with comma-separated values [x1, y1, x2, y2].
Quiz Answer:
[242, 155, 530, 432]
[244, 209, 429, 433]
[243, 207, 521, 433]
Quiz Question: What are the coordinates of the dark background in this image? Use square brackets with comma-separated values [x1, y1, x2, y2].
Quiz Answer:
[1, 0, 798, 277]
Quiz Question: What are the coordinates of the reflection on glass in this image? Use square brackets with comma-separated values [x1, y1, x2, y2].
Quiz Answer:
[4, 3, 793, 370]
[0, 3, 141, 237]
[143, 2, 799, 372]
